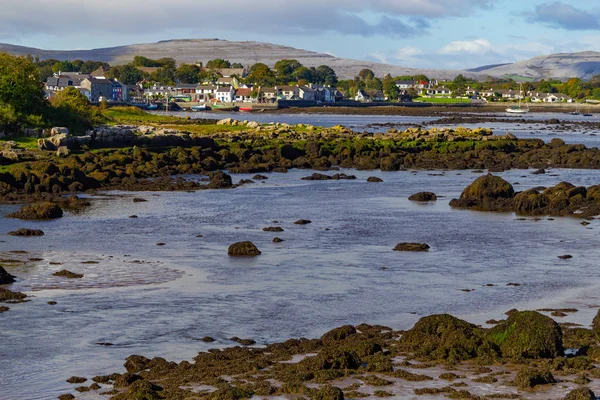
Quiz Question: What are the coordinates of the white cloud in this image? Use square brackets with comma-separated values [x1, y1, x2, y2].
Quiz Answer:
[440, 39, 493, 54]
[0, 0, 492, 42]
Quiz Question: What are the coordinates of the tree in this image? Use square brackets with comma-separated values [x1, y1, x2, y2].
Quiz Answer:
[315, 65, 338, 85]
[293, 67, 314, 83]
[52, 60, 74, 73]
[0, 53, 47, 127]
[562, 78, 584, 98]
[175, 64, 201, 84]
[366, 77, 382, 90]
[118, 65, 144, 85]
[274, 59, 304, 83]
[358, 69, 375, 81]
[50, 86, 95, 133]
[413, 74, 429, 83]
[198, 69, 222, 83]
[151, 67, 176, 85]
[206, 59, 231, 69]
[382, 75, 400, 101]
[231, 62, 244, 68]
[245, 63, 276, 86]
[133, 56, 161, 67]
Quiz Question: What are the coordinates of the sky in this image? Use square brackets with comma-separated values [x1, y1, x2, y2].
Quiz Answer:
[1, 0, 600, 70]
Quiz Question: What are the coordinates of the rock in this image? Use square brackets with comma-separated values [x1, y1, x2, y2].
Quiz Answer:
[0, 266, 16, 284]
[562, 388, 596, 400]
[321, 325, 357, 345]
[591, 309, 600, 335]
[208, 170, 233, 189]
[7, 228, 45, 236]
[531, 168, 546, 175]
[216, 118, 235, 126]
[124, 355, 151, 373]
[399, 314, 493, 362]
[253, 174, 268, 180]
[113, 372, 142, 388]
[230, 336, 256, 346]
[7, 202, 63, 220]
[393, 243, 430, 252]
[51, 127, 70, 136]
[129, 215, 138, 218]
[263, 227, 284, 232]
[301, 173, 332, 181]
[58, 394, 75, 400]
[367, 177, 383, 182]
[558, 255, 573, 259]
[0, 287, 27, 302]
[53, 270, 84, 279]
[56, 146, 70, 157]
[200, 336, 215, 342]
[67, 376, 87, 384]
[273, 237, 284, 243]
[0, 306, 9, 312]
[487, 311, 563, 358]
[514, 367, 556, 388]
[247, 121, 260, 129]
[228, 241, 261, 256]
[449, 174, 515, 211]
[294, 219, 312, 225]
[314, 385, 345, 400]
[118, 379, 162, 399]
[48, 301, 57, 305]
[408, 192, 438, 202]
[132, 198, 147, 203]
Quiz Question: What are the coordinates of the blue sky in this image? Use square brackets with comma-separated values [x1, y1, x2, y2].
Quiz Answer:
[1, 0, 599, 69]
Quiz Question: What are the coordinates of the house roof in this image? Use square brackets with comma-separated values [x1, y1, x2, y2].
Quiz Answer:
[260, 87, 277, 93]
[395, 80, 413, 85]
[236, 88, 252, 97]
[87, 77, 113, 85]
[298, 86, 314, 92]
[204, 68, 246, 78]
[197, 85, 217, 90]
[137, 67, 160, 74]
[91, 66, 110, 77]
[216, 87, 233, 93]
[176, 84, 198, 89]
[366, 90, 384, 97]
[278, 85, 296, 91]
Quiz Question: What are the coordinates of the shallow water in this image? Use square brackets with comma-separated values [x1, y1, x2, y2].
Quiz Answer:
[2, 168, 600, 399]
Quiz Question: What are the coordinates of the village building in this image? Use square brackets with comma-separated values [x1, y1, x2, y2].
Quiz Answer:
[80, 77, 114, 102]
[215, 86, 235, 103]
[234, 88, 253, 103]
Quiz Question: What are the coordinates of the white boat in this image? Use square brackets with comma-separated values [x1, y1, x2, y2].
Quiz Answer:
[506, 83, 529, 114]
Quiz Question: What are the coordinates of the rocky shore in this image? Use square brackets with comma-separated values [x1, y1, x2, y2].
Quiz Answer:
[54, 309, 600, 399]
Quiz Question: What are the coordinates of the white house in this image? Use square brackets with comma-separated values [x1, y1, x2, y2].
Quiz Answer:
[235, 88, 253, 103]
[544, 93, 573, 103]
[278, 85, 298, 100]
[195, 85, 217, 101]
[215, 86, 235, 103]
[297, 86, 316, 101]
[427, 86, 452, 96]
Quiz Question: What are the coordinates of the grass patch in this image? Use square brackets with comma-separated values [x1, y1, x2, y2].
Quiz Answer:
[102, 106, 213, 126]
[1, 136, 39, 150]
[414, 97, 471, 104]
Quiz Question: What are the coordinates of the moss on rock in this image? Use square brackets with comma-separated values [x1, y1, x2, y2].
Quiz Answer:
[7, 202, 63, 220]
[228, 241, 261, 256]
[513, 367, 555, 388]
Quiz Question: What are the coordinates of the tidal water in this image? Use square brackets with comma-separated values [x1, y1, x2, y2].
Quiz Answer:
[2, 168, 600, 399]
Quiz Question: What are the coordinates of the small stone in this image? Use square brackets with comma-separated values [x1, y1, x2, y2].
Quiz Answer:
[67, 376, 87, 384]
[393, 243, 430, 252]
[558, 255, 573, 260]
[294, 219, 312, 225]
[53, 270, 83, 279]
[132, 198, 147, 203]
[273, 237, 284, 243]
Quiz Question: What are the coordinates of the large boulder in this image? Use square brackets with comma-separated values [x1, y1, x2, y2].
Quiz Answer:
[449, 174, 515, 211]
[487, 311, 563, 358]
[393, 243, 430, 252]
[409, 192, 437, 202]
[514, 189, 549, 215]
[208, 171, 233, 189]
[514, 367, 555, 388]
[228, 241, 261, 256]
[321, 325, 357, 345]
[0, 266, 16, 284]
[399, 314, 493, 362]
[0, 287, 27, 302]
[7, 202, 63, 220]
[313, 385, 344, 400]
[8, 228, 45, 237]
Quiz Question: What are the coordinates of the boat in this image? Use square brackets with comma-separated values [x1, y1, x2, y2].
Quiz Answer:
[191, 104, 210, 111]
[570, 109, 580, 116]
[239, 106, 253, 112]
[211, 104, 238, 111]
[506, 83, 529, 114]
[583, 105, 593, 117]
[146, 104, 159, 111]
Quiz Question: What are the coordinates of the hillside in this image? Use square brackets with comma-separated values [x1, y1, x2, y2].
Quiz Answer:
[0, 38, 479, 80]
[472, 51, 600, 80]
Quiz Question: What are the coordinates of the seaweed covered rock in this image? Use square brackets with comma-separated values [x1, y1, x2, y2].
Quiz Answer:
[592, 309, 600, 335]
[0, 287, 27, 302]
[399, 314, 493, 362]
[393, 243, 430, 252]
[513, 367, 555, 388]
[208, 170, 233, 189]
[408, 192, 437, 202]
[514, 189, 549, 215]
[562, 387, 596, 400]
[7, 228, 45, 236]
[313, 385, 344, 400]
[321, 325, 357, 345]
[449, 174, 515, 211]
[487, 311, 563, 359]
[228, 241, 261, 257]
[7, 202, 63, 220]
[111, 379, 162, 400]
[367, 177, 383, 183]
[53, 270, 83, 279]
[0, 266, 16, 284]
[124, 355, 151, 373]
[303, 349, 361, 370]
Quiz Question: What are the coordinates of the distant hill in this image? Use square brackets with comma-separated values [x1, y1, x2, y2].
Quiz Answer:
[0, 38, 481, 81]
[473, 51, 600, 81]
[466, 63, 511, 73]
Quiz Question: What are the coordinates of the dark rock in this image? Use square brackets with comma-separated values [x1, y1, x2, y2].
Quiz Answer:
[0, 287, 27, 302]
[367, 177, 383, 182]
[67, 376, 87, 384]
[124, 355, 151, 373]
[301, 173, 332, 181]
[0, 306, 9, 312]
[156, 242, 165, 246]
[117, 379, 162, 399]
[253, 174, 268, 180]
[7, 228, 45, 236]
[113, 372, 142, 388]
[314, 385, 345, 400]
[230, 336, 256, 346]
[393, 243, 430, 252]
[48, 301, 57, 305]
[92, 375, 111, 384]
[487, 311, 563, 358]
[321, 325, 357, 345]
[273, 237, 284, 243]
[408, 192, 437, 202]
[58, 394, 75, 400]
[200, 336, 215, 342]
[89, 383, 101, 391]
[449, 174, 515, 211]
[531, 168, 546, 175]
[514, 367, 556, 388]
[263, 226, 284, 232]
[0, 266, 16, 284]
[228, 241, 261, 256]
[294, 219, 312, 225]
[129, 215, 138, 218]
[132, 198, 147, 203]
[53, 270, 83, 279]
[558, 255, 573, 259]
[208, 170, 233, 189]
[7, 202, 63, 220]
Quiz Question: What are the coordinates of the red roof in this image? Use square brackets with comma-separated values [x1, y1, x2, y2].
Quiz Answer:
[236, 88, 252, 96]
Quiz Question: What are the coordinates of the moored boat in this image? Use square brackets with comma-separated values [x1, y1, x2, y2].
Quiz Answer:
[191, 104, 210, 111]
